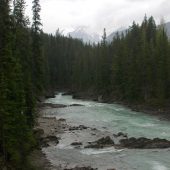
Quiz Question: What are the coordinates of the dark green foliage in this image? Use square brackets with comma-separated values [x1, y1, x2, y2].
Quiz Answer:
[13, 0, 35, 126]
[43, 16, 170, 106]
[31, 0, 45, 95]
[0, 0, 43, 169]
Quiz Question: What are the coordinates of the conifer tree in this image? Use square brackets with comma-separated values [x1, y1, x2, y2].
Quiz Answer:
[32, 0, 45, 95]
[0, 0, 14, 161]
[0, 1, 35, 168]
[13, 0, 35, 126]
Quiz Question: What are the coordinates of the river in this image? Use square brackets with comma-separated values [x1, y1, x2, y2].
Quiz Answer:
[43, 93, 170, 170]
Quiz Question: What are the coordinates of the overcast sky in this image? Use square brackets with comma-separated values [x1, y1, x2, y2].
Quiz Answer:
[25, 0, 170, 35]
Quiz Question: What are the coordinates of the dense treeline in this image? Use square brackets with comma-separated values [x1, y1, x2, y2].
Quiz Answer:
[43, 16, 170, 106]
[0, 0, 46, 169]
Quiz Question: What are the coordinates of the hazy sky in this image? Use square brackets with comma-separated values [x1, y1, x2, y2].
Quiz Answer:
[25, 0, 170, 35]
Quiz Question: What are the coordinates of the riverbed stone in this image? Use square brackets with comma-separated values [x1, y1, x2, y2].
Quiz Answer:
[71, 142, 83, 146]
[69, 125, 89, 131]
[119, 137, 170, 149]
[40, 135, 60, 147]
[113, 132, 128, 138]
[40, 103, 67, 108]
[64, 166, 97, 170]
[58, 118, 66, 121]
[69, 104, 84, 107]
[85, 136, 114, 148]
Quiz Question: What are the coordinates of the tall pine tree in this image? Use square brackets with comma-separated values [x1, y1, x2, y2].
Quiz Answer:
[32, 0, 45, 96]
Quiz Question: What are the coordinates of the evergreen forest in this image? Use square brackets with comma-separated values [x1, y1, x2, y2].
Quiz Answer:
[0, 0, 170, 169]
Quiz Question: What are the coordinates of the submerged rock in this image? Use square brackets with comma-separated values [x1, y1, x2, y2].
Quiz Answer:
[91, 128, 97, 131]
[40, 103, 67, 108]
[62, 91, 73, 96]
[119, 137, 170, 149]
[33, 128, 44, 138]
[45, 94, 55, 99]
[97, 136, 115, 145]
[69, 125, 89, 131]
[58, 118, 66, 122]
[46, 135, 59, 142]
[79, 125, 88, 130]
[85, 136, 114, 148]
[69, 104, 84, 107]
[40, 135, 59, 148]
[71, 142, 83, 146]
[64, 166, 97, 170]
[113, 132, 128, 138]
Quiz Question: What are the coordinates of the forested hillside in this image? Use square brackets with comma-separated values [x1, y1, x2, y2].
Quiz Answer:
[0, 0, 170, 169]
[0, 0, 47, 169]
[44, 16, 170, 106]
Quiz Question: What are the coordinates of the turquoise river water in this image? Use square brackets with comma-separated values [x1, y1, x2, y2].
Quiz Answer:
[43, 93, 170, 170]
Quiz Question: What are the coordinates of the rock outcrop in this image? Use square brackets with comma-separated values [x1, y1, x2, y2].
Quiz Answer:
[119, 137, 170, 149]
[64, 167, 97, 170]
[69, 125, 89, 131]
[85, 136, 114, 148]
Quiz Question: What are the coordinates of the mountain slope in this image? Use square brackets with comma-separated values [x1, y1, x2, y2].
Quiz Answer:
[165, 22, 170, 38]
[67, 27, 100, 44]
[107, 22, 170, 42]
[107, 28, 127, 42]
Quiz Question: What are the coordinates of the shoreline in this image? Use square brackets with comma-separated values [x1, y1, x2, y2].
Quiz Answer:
[29, 149, 55, 170]
[31, 100, 170, 170]
[63, 90, 170, 121]
[31, 105, 112, 170]
[29, 109, 64, 170]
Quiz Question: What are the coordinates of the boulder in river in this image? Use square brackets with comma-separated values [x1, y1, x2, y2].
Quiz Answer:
[58, 118, 66, 122]
[62, 91, 73, 95]
[33, 128, 44, 138]
[40, 135, 59, 148]
[69, 125, 89, 131]
[40, 103, 67, 108]
[45, 94, 55, 99]
[119, 137, 170, 149]
[69, 104, 84, 107]
[64, 166, 97, 170]
[46, 135, 60, 142]
[85, 136, 114, 149]
[113, 132, 128, 138]
[97, 136, 115, 145]
[71, 142, 83, 146]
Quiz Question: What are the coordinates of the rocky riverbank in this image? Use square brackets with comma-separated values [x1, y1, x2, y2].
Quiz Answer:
[31, 104, 104, 170]
[31, 102, 170, 170]
[30, 116, 62, 170]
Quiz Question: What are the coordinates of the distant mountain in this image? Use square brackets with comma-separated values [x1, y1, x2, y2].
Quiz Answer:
[165, 22, 170, 38]
[67, 27, 101, 44]
[107, 22, 170, 43]
[67, 22, 170, 44]
[107, 27, 127, 42]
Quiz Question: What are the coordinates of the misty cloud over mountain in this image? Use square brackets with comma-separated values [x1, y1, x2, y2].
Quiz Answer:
[67, 22, 170, 44]
[67, 27, 101, 44]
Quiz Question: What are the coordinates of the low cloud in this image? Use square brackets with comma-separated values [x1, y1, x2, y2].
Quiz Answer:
[25, 0, 170, 35]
